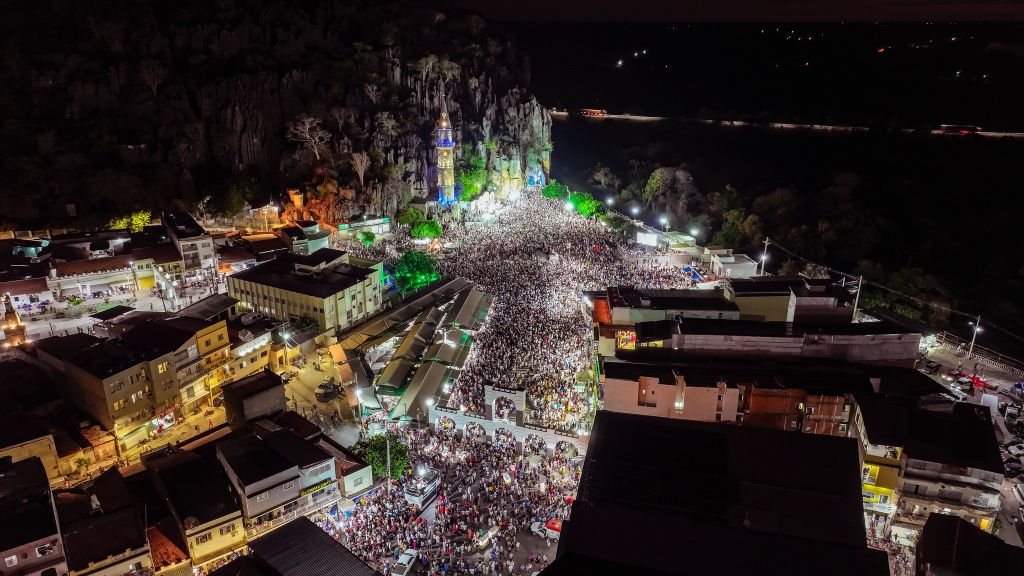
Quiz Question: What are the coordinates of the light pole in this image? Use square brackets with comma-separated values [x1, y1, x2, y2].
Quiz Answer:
[630, 206, 639, 219]
[659, 216, 668, 231]
[968, 316, 982, 359]
[606, 198, 614, 207]
[758, 254, 768, 275]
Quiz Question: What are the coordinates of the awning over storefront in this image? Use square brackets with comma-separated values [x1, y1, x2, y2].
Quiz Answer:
[60, 286, 82, 296]
[89, 282, 111, 293]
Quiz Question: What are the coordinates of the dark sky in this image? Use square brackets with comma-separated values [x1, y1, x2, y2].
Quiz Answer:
[448, 0, 1024, 22]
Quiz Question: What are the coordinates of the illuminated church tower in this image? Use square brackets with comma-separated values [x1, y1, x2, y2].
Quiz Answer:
[435, 100, 456, 204]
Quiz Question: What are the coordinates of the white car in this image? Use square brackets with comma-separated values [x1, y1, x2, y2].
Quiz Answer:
[393, 549, 418, 576]
[1007, 444, 1024, 458]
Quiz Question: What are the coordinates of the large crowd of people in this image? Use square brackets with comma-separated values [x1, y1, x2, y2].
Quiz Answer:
[436, 192, 693, 429]
[321, 425, 580, 576]
[331, 191, 695, 574]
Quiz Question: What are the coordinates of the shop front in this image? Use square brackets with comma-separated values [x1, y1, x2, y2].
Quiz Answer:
[149, 407, 178, 435]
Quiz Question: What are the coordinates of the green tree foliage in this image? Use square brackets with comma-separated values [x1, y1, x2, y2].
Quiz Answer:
[207, 175, 256, 217]
[568, 192, 603, 219]
[396, 207, 425, 226]
[356, 230, 376, 247]
[711, 209, 748, 248]
[108, 210, 153, 233]
[351, 432, 409, 480]
[410, 220, 442, 239]
[393, 251, 440, 293]
[541, 180, 569, 200]
[457, 148, 487, 202]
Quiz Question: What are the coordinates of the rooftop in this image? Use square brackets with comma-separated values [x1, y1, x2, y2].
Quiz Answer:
[55, 467, 147, 572]
[162, 212, 207, 239]
[547, 411, 887, 576]
[217, 435, 296, 487]
[29, 333, 103, 361]
[858, 400, 1003, 473]
[222, 370, 284, 400]
[71, 340, 147, 378]
[261, 429, 331, 469]
[0, 457, 58, 553]
[916, 513, 1024, 575]
[149, 453, 239, 526]
[229, 249, 376, 298]
[677, 317, 918, 337]
[246, 517, 381, 576]
[179, 293, 239, 322]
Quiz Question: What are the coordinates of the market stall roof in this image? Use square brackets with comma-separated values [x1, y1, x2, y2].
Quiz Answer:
[423, 329, 473, 368]
[376, 358, 416, 395]
[89, 305, 135, 321]
[393, 322, 434, 361]
[388, 361, 451, 421]
[446, 287, 491, 330]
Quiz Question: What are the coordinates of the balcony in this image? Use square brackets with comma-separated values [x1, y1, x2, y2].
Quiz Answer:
[245, 484, 341, 538]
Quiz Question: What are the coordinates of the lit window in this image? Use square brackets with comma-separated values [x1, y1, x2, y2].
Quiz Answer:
[5, 555, 16, 567]
[256, 492, 269, 502]
[283, 481, 294, 490]
[196, 533, 212, 544]
[158, 362, 168, 374]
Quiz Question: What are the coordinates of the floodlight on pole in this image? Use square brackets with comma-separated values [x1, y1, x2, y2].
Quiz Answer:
[631, 206, 639, 216]
[606, 198, 614, 206]
[968, 316, 982, 359]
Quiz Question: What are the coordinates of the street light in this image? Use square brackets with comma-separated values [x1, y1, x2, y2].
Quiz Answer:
[564, 201, 573, 211]
[690, 228, 699, 237]
[968, 317, 982, 359]
[659, 216, 668, 230]
[758, 253, 768, 275]
[606, 198, 614, 206]
[631, 206, 639, 217]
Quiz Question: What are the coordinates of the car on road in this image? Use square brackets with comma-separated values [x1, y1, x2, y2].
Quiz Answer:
[1007, 444, 1024, 458]
[315, 381, 341, 401]
[1005, 460, 1023, 479]
[919, 359, 942, 374]
[393, 549, 418, 576]
[531, 518, 562, 540]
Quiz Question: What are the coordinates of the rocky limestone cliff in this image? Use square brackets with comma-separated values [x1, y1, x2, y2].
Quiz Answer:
[0, 0, 551, 228]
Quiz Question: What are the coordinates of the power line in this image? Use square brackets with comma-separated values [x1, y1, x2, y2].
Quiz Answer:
[765, 238, 1024, 345]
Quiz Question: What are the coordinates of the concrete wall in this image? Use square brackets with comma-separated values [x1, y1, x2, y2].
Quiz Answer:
[732, 294, 795, 322]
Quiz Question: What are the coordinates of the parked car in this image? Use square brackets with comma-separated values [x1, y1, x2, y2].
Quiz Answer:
[920, 359, 942, 374]
[315, 382, 341, 401]
[1004, 461, 1023, 479]
[1007, 407, 1021, 427]
[393, 549, 418, 576]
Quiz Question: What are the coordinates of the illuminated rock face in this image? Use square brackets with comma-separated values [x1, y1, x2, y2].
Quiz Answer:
[435, 104, 456, 204]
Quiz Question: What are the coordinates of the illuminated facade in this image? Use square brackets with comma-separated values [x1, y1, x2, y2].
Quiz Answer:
[435, 101, 456, 204]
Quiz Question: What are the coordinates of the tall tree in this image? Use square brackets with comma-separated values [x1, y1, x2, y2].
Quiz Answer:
[286, 115, 330, 161]
[350, 151, 370, 189]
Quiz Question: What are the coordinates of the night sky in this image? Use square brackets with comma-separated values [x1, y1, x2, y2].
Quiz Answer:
[450, 0, 1024, 21]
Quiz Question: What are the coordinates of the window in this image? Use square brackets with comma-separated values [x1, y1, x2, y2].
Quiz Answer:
[260, 350, 268, 357]
[110, 381, 124, 393]
[196, 533, 212, 544]
[112, 399, 127, 411]
[4, 555, 17, 567]
[256, 492, 269, 502]
[283, 481, 294, 490]
[129, 562, 143, 571]
[217, 333, 224, 341]
[714, 414, 722, 422]
[250, 356, 257, 363]
[158, 362, 168, 374]
[35, 544, 54, 557]
[205, 339, 211, 347]
[185, 386, 194, 399]
[219, 523, 235, 535]
[353, 476, 364, 487]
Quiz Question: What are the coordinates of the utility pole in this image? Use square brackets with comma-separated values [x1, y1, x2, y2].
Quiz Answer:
[759, 236, 770, 275]
[851, 275, 863, 322]
[385, 433, 391, 482]
[968, 315, 982, 359]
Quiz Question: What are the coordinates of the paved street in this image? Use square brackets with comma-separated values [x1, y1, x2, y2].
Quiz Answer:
[283, 347, 362, 447]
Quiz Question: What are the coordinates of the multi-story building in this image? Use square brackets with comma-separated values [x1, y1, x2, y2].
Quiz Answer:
[544, 411, 890, 576]
[123, 316, 230, 417]
[855, 400, 1004, 545]
[601, 360, 741, 423]
[162, 212, 217, 284]
[56, 341, 153, 455]
[55, 467, 151, 576]
[0, 456, 68, 576]
[146, 451, 243, 569]
[227, 248, 383, 335]
[727, 276, 856, 324]
[216, 436, 301, 533]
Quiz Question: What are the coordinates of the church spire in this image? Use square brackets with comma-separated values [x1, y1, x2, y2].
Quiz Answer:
[435, 94, 456, 204]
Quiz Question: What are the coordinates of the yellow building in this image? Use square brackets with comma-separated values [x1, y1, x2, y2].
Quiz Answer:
[227, 248, 383, 336]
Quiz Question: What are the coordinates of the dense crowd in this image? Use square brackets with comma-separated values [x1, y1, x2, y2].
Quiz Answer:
[323, 425, 580, 576]
[437, 192, 693, 429]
